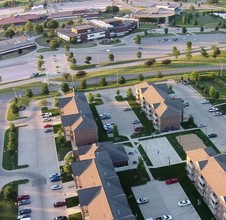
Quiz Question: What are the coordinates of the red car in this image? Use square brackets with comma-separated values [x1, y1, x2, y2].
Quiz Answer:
[165, 178, 179, 185]
[44, 124, 53, 128]
[54, 201, 66, 207]
[134, 127, 143, 132]
[17, 195, 30, 201]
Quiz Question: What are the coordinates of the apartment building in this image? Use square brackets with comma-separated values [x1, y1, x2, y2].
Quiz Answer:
[71, 143, 135, 220]
[135, 81, 183, 132]
[58, 92, 98, 147]
[186, 147, 226, 220]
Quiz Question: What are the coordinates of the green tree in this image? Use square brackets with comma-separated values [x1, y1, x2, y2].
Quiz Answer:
[88, 93, 95, 103]
[61, 82, 69, 93]
[200, 47, 209, 58]
[186, 41, 192, 48]
[182, 15, 187, 24]
[164, 27, 168, 34]
[37, 59, 44, 69]
[66, 19, 74, 26]
[11, 103, 19, 115]
[54, 96, 58, 107]
[71, 58, 76, 64]
[99, 77, 107, 86]
[63, 163, 72, 175]
[136, 51, 142, 58]
[85, 56, 92, 64]
[47, 20, 59, 29]
[105, 5, 119, 13]
[75, 70, 87, 78]
[144, 58, 156, 67]
[212, 46, 221, 58]
[190, 71, 199, 81]
[182, 27, 187, 34]
[186, 47, 192, 60]
[161, 59, 171, 65]
[192, 19, 198, 26]
[118, 76, 126, 84]
[78, 16, 83, 24]
[113, 125, 119, 138]
[209, 86, 215, 97]
[25, 20, 33, 35]
[200, 27, 204, 32]
[172, 46, 180, 58]
[34, 23, 44, 33]
[108, 53, 114, 61]
[214, 91, 220, 99]
[116, 89, 120, 96]
[9, 122, 16, 132]
[80, 79, 87, 89]
[137, 74, 144, 81]
[68, 52, 74, 59]
[188, 115, 194, 124]
[2, 24, 7, 31]
[49, 39, 58, 49]
[137, 157, 146, 176]
[134, 34, 141, 44]
[64, 45, 70, 52]
[8, 131, 16, 142]
[42, 84, 49, 95]
[126, 87, 134, 100]
[3, 29, 15, 38]
[12, 97, 18, 104]
[26, 89, 33, 98]
[156, 71, 163, 78]
[2, 186, 15, 200]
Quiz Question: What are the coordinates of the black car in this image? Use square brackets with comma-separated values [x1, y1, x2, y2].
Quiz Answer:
[18, 208, 31, 215]
[54, 216, 68, 220]
[208, 133, 217, 138]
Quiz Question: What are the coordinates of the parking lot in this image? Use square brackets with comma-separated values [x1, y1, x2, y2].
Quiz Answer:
[18, 99, 68, 220]
[171, 82, 226, 152]
[132, 180, 200, 220]
[94, 88, 141, 136]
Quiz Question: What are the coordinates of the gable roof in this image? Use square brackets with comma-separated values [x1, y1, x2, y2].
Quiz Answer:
[77, 186, 101, 205]
[71, 159, 92, 176]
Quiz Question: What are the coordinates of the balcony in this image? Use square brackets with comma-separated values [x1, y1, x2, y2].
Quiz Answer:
[210, 192, 218, 204]
[198, 175, 206, 185]
[187, 161, 194, 170]
[187, 165, 194, 175]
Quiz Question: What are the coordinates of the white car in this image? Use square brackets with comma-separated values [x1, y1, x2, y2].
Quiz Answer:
[178, 199, 191, 207]
[42, 118, 52, 122]
[42, 112, 52, 118]
[198, 123, 207, 128]
[208, 107, 218, 112]
[136, 197, 148, 204]
[162, 215, 173, 220]
[132, 119, 140, 124]
[213, 111, 222, 116]
[51, 185, 62, 190]
[201, 100, 209, 104]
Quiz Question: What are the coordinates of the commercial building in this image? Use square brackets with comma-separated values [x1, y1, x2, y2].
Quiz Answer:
[135, 82, 183, 132]
[186, 147, 226, 220]
[71, 142, 135, 220]
[58, 92, 98, 147]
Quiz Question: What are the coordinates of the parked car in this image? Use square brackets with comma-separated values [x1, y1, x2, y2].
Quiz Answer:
[134, 127, 143, 132]
[30, 72, 39, 78]
[178, 199, 191, 207]
[49, 173, 61, 178]
[208, 133, 217, 138]
[18, 199, 30, 206]
[201, 100, 209, 104]
[45, 128, 53, 133]
[50, 176, 61, 182]
[208, 107, 218, 112]
[42, 112, 52, 118]
[136, 197, 148, 204]
[54, 216, 68, 220]
[165, 178, 179, 185]
[51, 185, 62, 190]
[18, 209, 31, 215]
[156, 215, 173, 220]
[99, 113, 111, 119]
[17, 195, 30, 201]
[42, 118, 52, 122]
[183, 102, 189, 107]
[213, 111, 222, 116]
[54, 201, 66, 207]
[198, 123, 207, 128]
[18, 213, 31, 220]
[124, 107, 132, 111]
[128, 151, 134, 155]
[132, 119, 140, 124]
[19, 105, 25, 111]
[44, 124, 53, 128]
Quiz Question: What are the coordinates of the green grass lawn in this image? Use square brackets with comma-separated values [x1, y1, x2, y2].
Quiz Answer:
[66, 196, 79, 208]
[138, 145, 153, 166]
[60, 166, 74, 183]
[55, 139, 73, 161]
[0, 179, 29, 220]
[150, 163, 215, 220]
[69, 212, 82, 220]
[3, 127, 28, 170]
[117, 169, 150, 220]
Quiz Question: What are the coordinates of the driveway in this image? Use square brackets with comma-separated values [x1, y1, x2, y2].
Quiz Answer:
[132, 180, 200, 220]
[171, 82, 226, 152]
[93, 88, 141, 136]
